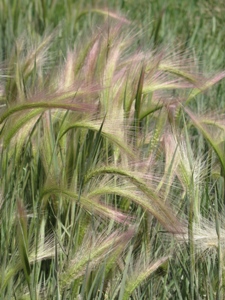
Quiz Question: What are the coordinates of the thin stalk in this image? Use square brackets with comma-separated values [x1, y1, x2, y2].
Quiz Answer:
[188, 181, 195, 300]
[215, 188, 223, 300]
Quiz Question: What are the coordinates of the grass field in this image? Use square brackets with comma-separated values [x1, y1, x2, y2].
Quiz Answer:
[0, 0, 225, 299]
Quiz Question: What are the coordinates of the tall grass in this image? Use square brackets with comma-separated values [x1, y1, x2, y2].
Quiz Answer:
[0, 1, 225, 299]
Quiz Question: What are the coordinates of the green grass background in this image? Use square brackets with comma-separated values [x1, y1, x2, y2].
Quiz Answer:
[0, 0, 225, 299]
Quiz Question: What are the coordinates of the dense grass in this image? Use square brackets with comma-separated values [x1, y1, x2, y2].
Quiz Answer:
[0, 1, 225, 299]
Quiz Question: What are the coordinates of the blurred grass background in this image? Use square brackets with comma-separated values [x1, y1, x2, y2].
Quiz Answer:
[1, 0, 224, 64]
[1, 0, 224, 109]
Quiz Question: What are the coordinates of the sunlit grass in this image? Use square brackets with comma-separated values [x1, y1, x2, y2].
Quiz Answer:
[0, 1, 225, 299]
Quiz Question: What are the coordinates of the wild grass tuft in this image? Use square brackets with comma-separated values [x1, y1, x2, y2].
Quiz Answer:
[0, 3, 225, 299]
